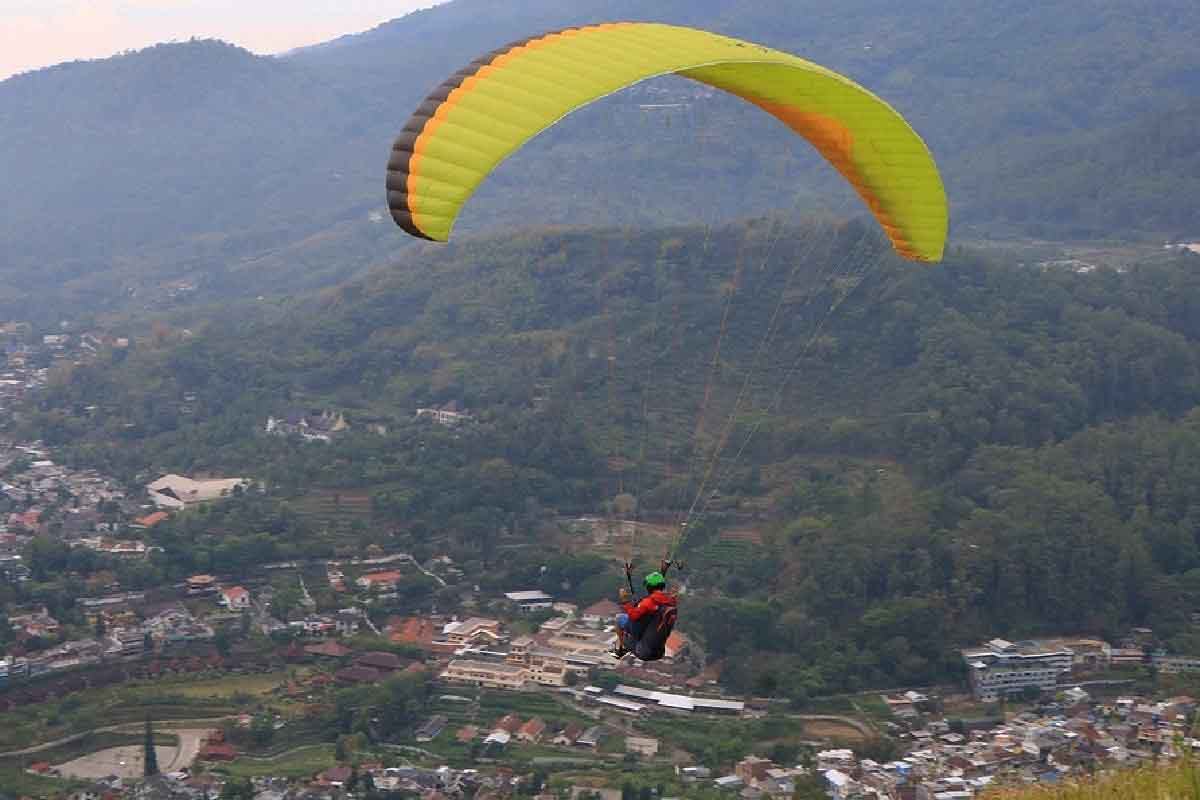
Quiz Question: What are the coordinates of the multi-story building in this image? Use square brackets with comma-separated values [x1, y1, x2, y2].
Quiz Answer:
[441, 659, 528, 690]
[962, 639, 1074, 702]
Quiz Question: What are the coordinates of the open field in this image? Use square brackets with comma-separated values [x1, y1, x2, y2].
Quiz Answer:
[801, 719, 870, 743]
[166, 672, 289, 699]
[0, 669, 288, 753]
[292, 489, 374, 527]
[55, 745, 177, 781]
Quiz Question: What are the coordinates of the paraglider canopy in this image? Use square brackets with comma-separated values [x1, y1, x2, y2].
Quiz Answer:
[387, 21, 948, 262]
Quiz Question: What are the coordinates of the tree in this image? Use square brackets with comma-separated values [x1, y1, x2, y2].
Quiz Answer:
[250, 712, 275, 748]
[220, 778, 254, 800]
[143, 716, 159, 776]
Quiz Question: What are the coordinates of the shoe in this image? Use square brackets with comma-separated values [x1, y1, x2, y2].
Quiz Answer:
[611, 646, 629, 660]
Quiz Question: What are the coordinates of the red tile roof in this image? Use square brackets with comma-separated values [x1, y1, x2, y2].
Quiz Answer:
[135, 511, 169, 527]
[583, 599, 621, 617]
[304, 641, 352, 659]
[198, 743, 237, 761]
[359, 570, 403, 584]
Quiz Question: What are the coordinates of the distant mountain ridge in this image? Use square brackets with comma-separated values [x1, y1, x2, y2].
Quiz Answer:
[1, 0, 1198, 320]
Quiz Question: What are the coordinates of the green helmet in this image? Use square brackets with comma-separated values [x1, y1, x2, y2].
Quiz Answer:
[644, 571, 666, 590]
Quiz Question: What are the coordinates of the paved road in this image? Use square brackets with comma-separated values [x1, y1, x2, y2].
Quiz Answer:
[162, 728, 209, 772]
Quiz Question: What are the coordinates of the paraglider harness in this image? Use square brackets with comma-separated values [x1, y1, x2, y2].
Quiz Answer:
[614, 559, 679, 661]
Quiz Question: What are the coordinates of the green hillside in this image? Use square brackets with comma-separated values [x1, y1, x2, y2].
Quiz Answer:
[30, 221, 1200, 696]
[2, 0, 1199, 320]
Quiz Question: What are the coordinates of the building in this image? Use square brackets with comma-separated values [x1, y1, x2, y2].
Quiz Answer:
[186, 574, 217, 595]
[962, 639, 1074, 702]
[504, 590, 554, 612]
[415, 715, 448, 742]
[357, 570, 404, 591]
[444, 617, 502, 645]
[147, 473, 248, 510]
[219, 586, 251, 611]
[613, 685, 745, 714]
[581, 599, 620, 627]
[1153, 654, 1200, 674]
[625, 736, 659, 757]
[441, 659, 528, 690]
[517, 717, 546, 743]
[132, 511, 169, 528]
[265, 409, 349, 443]
[416, 403, 472, 426]
[108, 627, 145, 658]
[575, 726, 603, 748]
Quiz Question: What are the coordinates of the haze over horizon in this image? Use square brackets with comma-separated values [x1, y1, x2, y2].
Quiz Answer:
[0, 0, 446, 81]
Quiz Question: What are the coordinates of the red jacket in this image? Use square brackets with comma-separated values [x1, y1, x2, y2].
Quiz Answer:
[622, 590, 676, 622]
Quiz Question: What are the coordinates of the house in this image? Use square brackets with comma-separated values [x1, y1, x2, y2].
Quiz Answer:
[504, 590, 554, 612]
[517, 717, 546, 743]
[416, 403, 472, 426]
[198, 742, 238, 761]
[494, 714, 522, 734]
[8, 608, 59, 638]
[357, 570, 404, 591]
[581, 599, 621, 627]
[575, 726, 604, 748]
[626, 736, 659, 757]
[132, 511, 169, 529]
[444, 617, 503, 645]
[664, 631, 689, 660]
[108, 627, 145, 657]
[416, 715, 448, 743]
[737, 756, 776, 787]
[553, 724, 582, 746]
[219, 586, 250, 611]
[317, 766, 354, 787]
[186, 574, 217, 595]
[335, 609, 363, 636]
[265, 410, 349, 443]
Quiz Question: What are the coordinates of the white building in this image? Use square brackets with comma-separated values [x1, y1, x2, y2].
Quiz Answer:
[147, 474, 248, 509]
[504, 590, 554, 612]
[962, 638, 1074, 702]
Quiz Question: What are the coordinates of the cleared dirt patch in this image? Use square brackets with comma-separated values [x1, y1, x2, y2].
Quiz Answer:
[801, 719, 870, 742]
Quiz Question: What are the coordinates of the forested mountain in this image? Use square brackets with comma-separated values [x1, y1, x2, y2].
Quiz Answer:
[2, 0, 1199, 320]
[30, 221, 1200, 695]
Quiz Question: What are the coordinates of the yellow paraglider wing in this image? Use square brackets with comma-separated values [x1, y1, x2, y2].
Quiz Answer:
[387, 22, 948, 262]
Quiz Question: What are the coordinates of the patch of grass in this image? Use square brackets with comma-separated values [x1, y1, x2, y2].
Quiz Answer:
[991, 760, 1200, 799]
[216, 743, 338, 779]
[0, 765, 77, 797]
[166, 673, 286, 699]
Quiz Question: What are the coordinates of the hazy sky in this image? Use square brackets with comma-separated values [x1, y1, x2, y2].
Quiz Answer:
[0, 0, 446, 80]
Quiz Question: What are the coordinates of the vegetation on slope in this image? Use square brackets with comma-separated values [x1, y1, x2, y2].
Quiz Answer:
[23, 221, 1200, 699]
[2, 0, 1199, 318]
